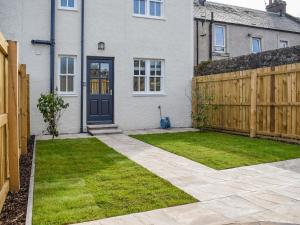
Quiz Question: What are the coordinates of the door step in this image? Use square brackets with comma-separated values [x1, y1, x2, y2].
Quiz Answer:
[87, 124, 122, 136]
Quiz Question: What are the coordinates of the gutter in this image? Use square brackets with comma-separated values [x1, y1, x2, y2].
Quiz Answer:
[80, 0, 85, 133]
[31, 0, 55, 92]
[196, 20, 199, 64]
[209, 12, 214, 60]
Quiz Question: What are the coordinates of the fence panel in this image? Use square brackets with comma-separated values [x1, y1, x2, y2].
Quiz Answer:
[0, 33, 30, 212]
[193, 62, 300, 141]
[0, 32, 10, 212]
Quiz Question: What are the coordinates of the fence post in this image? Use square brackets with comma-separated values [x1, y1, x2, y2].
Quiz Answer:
[20, 64, 28, 154]
[26, 74, 30, 143]
[250, 71, 257, 138]
[7, 40, 20, 192]
[192, 78, 197, 128]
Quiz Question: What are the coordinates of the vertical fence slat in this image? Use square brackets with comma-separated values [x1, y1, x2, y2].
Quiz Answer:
[7, 40, 20, 192]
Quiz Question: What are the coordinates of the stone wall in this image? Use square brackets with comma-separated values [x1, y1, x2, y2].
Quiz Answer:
[195, 45, 300, 76]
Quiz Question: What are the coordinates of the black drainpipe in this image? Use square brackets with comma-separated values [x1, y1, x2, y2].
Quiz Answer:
[209, 12, 214, 60]
[80, 0, 85, 133]
[196, 20, 199, 64]
[32, 0, 55, 92]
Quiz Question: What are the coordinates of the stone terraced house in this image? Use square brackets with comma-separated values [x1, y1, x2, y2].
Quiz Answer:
[194, 0, 300, 64]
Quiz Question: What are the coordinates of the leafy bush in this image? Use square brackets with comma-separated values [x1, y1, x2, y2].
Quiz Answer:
[37, 92, 69, 139]
[192, 93, 217, 130]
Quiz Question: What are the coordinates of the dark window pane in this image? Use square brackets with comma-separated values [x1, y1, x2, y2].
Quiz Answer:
[150, 77, 155, 91]
[140, 77, 145, 91]
[140, 60, 145, 75]
[100, 63, 109, 78]
[150, 60, 156, 76]
[134, 77, 139, 91]
[60, 57, 67, 74]
[68, 0, 74, 7]
[156, 2, 161, 16]
[156, 77, 161, 91]
[68, 57, 74, 74]
[134, 60, 139, 75]
[60, 76, 67, 92]
[150, 1, 155, 16]
[134, 0, 139, 14]
[61, 0, 68, 7]
[67, 76, 74, 92]
[140, 0, 145, 14]
[156, 61, 161, 76]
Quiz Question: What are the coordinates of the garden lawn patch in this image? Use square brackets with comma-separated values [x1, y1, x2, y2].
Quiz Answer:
[33, 138, 196, 225]
[131, 131, 300, 170]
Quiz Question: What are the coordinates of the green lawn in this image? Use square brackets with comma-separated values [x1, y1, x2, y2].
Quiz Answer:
[131, 131, 300, 170]
[33, 138, 196, 225]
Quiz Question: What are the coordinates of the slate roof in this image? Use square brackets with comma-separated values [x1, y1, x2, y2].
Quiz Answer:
[194, 1, 300, 33]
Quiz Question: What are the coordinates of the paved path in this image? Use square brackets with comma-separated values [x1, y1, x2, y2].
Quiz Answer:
[74, 134, 300, 225]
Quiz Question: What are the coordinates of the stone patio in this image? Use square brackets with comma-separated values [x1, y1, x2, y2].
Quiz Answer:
[50, 131, 300, 225]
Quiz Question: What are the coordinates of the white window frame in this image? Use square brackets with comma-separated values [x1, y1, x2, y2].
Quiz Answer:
[279, 40, 289, 48]
[58, 0, 77, 11]
[214, 25, 226, 53]
[133, 59, 165, 95]
[251, 37, 262, 53]
[133, 0, 164, 19]
[58, 55, 76, 95]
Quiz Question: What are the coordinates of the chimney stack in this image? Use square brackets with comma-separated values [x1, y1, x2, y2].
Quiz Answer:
[266, 0, 287, 15]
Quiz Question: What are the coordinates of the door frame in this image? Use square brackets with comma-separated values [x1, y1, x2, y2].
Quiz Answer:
[86, 56, 115, 124]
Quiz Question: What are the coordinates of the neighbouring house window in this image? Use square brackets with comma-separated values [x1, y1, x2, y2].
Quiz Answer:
[133, 59, 164, 94]
[252, 37, 262, 53]
[59, 0, 76, 10]
[280, 40, 289, 48]
[59, 56, 76, 94]
[134, 0, 163, 18]
[214, 25, 226, 52]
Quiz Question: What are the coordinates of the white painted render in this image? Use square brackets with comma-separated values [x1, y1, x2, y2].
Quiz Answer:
[0, 0, 194, 134]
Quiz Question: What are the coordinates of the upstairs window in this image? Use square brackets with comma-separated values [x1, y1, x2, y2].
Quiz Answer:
[214, 25, 226, 53]
[59, 0, 76, 10]
[134, 0, 163, 18]
[134, 0, 146, 15]
[280, 40, 289, 48]
[252, 37, 262, 53]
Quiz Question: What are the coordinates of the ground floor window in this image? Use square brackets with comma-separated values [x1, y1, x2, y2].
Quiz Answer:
[58, 56, 76, 94]
[133, 59, 164, 94]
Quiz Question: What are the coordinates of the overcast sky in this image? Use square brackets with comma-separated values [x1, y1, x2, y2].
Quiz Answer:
[209, 0, 300, 17]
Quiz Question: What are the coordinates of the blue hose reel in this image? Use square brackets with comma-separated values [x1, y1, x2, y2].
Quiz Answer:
[158, 106, 171, 129]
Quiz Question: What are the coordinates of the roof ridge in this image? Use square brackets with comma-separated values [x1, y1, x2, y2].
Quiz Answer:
[204, 1, 278, 15]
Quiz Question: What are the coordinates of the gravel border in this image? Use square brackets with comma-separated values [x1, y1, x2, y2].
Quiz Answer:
[25, 138, 36, 225]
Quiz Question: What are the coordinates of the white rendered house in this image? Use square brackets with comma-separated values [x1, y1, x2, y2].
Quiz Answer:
[0, 0, 194, 134]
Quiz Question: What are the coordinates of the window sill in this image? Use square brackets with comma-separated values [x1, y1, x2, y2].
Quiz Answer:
[132, 14, 166, 21]
[58, 7, 78, 12]
[212, 52, 230, 57]
[58, 93, 78, 97]
[132, 92, 166, 97]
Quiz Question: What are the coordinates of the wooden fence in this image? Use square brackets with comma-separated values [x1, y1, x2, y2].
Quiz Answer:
[0, 33, 30, 212]
[193, 63, 300, 141]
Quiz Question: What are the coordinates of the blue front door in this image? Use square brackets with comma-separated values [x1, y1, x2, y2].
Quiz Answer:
[87, 57, 114, 124]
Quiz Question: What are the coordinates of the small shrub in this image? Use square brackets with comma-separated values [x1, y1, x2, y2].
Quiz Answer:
[192, 92, 217, 130]
[37, 92, 69, 139]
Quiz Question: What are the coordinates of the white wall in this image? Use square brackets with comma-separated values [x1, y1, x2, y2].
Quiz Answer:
[0, 0, 194, 134]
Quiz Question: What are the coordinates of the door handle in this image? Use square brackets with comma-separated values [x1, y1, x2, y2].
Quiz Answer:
[110, 89, 112, 95]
